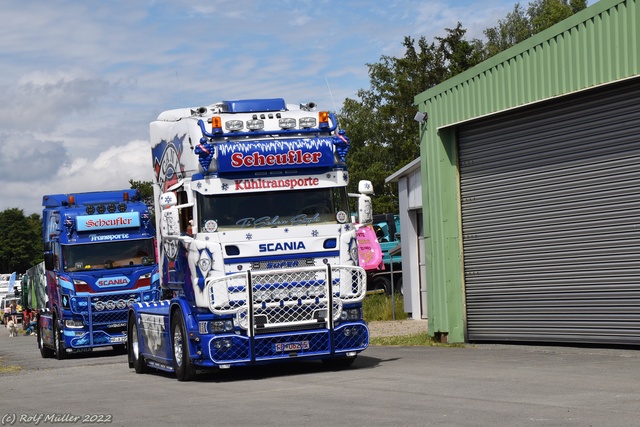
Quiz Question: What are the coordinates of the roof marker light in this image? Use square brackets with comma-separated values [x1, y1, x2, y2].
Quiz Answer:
[211, 116, 223, 134]
[319, 111, 330, 128]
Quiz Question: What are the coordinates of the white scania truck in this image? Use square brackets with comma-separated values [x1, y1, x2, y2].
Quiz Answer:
[128, 98, 376, 380]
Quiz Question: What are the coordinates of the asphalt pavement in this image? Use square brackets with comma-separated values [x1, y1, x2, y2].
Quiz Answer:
[1, 324, 639, 427]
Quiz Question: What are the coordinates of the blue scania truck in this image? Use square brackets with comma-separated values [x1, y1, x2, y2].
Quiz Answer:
[127, 98, 374, 380]
[36, 190, 159, 359]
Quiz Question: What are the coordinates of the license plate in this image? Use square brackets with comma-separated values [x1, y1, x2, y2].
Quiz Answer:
[275, 341, 309, 352]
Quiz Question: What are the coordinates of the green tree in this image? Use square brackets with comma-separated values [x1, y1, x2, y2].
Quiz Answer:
[0, 208, 42, 273]
[529, 0, 587, 33]
[342, 2, 589, 214]
[485, 1, 588, 57]
[484, 3, 532, 57]
[341, 24, 484, 213]
[129, 179, 154, 208]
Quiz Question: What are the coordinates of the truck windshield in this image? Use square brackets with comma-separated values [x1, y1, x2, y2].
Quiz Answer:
[197, 187, 350, 230]
[62, 238, 156, 272]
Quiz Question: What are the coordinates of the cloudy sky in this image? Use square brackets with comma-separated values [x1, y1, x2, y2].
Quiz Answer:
[1, 0, 519, 215]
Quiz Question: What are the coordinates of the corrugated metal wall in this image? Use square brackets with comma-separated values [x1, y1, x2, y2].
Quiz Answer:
[415, 0, 640, 343]
[459, 77, 640, 344]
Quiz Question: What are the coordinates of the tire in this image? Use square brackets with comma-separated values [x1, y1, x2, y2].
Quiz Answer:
[371, 275, 391, 295]
[128, 312, 148, 373]
[171, 310, 195, 381]
[322, 356, 357, 370]
[54, 319, 66, 360]
[38, 322, 54, 359]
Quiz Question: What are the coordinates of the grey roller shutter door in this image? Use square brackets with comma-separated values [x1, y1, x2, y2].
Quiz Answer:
[459, 78, 640, 345]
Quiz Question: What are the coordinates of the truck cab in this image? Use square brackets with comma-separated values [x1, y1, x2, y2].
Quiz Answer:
[128, 98, 376, 380]
[37, 190, 159, 359]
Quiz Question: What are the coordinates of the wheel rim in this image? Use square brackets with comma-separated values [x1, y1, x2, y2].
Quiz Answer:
[54, 323, 60, 355]
[173, 328, 183, 368]
[131, 323, 139, 359]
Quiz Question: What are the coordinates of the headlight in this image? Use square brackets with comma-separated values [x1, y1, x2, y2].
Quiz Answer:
[210, 320, 234, 333]
[254, 289, 270, 302]
[271, 288, 289, 301]
[341, 308, 362, 321]
[236, 309, 248, 330]
[288, 287, 307, 299]
[349, 241, 359, 263]
[308, 285, 325, 298]
[65, 319, 84, 329]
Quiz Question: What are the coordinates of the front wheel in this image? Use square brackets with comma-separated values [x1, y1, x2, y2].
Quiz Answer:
[54, 319, 66, 360]
[38, 322, 54, 359]
[128, 312, 148, 373]
[171, 310, 195, 381]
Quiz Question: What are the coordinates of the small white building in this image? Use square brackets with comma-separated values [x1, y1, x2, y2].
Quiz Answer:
[385, 158, 426, 319]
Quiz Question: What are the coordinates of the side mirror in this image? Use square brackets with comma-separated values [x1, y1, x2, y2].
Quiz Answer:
[356, 180, 374, 225]
[159, 192, 178, 209]
[358, 180, 374, 195]
[358, 194, 373, 225]
[161, 206, 181, 236]
[44, 253, 55, 271]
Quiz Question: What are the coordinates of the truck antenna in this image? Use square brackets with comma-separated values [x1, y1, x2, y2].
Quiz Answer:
[175, 70, 184, 106]
[325, 75, 338, 115]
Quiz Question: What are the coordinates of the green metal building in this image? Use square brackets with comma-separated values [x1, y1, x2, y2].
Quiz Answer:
[415, 0, 640, 344]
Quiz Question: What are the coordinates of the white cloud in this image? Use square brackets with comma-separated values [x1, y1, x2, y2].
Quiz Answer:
[0, 133, 70, 182]
[0, 138, 151, 215]
[0, 0, 519, 216]
[0, 74, 120, 132]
